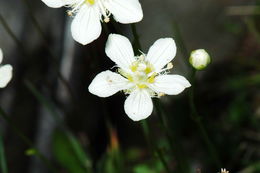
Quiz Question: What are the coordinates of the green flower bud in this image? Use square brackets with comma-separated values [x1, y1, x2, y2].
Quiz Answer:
[189, 49, 211, 70]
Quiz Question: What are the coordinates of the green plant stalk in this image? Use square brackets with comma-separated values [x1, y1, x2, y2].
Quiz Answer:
[0, 107, 58, 173]
[172, 22, 189, 60]
[189, 69, 221, 167]
[0, 13, 25, 52]
[25, 81, 93, 172]
[131, 23, 191, 173]
[21, 0, 50, 44]
[131, 24, 142, 54]
[0, 12, 76, 107]
[130, 24, 171, 172]
[154, 99, 190, 173]
[0, 134, 8, 173]
[141, 120, 171, 173]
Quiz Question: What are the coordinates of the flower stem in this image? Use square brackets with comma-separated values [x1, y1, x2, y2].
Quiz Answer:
[130, 24, 172, 173]
[0, 13, 24, 50]
[131, 24, 142, 53]
[141, 120, 171, 173]
[0, 107, 58, 173]
[154, 99, 190, 173]
[189, 69, 222, 167]
[0, 12, 77, 107]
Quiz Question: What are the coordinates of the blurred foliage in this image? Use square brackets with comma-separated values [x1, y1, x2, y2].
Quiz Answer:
[52, 130, 92, 173]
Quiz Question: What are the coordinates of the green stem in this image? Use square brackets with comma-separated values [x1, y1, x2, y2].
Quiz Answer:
[0, 134, 8, 173]
[154, 99, 190, 173]
[172, 22, 189, 60]
[0, 107, 58, 173]
[25, 81, 93, 172]
[131, 24, 142, 53]
[189, 69, 222, 167]
[140, 120, 171, 173]
[130, 24, 171, 173]
[0, 12, 77, 107]
[0, 13, 26, 53]
[21, 0, 49, 43]
[131, 21, 192, 173]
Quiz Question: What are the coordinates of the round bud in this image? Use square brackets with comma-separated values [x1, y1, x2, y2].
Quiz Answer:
[189, 49, 211, 70]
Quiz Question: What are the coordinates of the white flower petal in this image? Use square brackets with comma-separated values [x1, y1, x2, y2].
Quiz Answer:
[104, 0, 143, 24]
[88, 70, 130, 97]
[146, 38, 177, 71]
[0, 49, 3, 64]
[0, 65, 13, 88]
[149, 75, 191, 95]
[41, 0, 73, 8]
[124, 89, 153, 121]
[71, 4, 102, 45]
[105, 34, 135, 70]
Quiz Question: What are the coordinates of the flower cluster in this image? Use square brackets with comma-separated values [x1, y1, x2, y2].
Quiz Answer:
[39, 0, 192, 121]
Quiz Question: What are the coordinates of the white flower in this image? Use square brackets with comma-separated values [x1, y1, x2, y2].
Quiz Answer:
[189, 49, 211, 70]
[88, 34, 191, 121]
[41, 0, 143, 45]
[0, 49, 13, 88]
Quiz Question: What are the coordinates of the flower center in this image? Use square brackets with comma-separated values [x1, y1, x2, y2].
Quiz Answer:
[85, 0, 95, 5]
[67, 0, 111, 23]
[119, 55, 156, 89]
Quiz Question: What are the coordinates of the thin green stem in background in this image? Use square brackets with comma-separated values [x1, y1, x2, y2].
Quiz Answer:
[131, 24, 142, 53]
[172, 22, 189, 60]
[188, 69, 222, 168]
[0, 13, 26, 54]
[0, 12, 77, 107]
[141, 120, 171, 173]
[131, 23, 191, 173]
[171, 17, 221, 169]
[21, 0, 50, 44]
[25, 81, 93, 173]
[130, 24, 172, 173]
[154, 99, 191, 173]
[0, 107, 58, 173]
[0, 134, 8, 173]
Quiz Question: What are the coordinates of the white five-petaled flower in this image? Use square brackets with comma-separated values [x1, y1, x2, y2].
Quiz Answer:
[0, 49, 13, 88]
[41, 0, 143, 45]
[88, 34, 191, 121]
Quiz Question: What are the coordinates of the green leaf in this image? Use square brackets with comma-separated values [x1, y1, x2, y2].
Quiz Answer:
[25, 80, 92, 172]
[52, 130, 92, 173]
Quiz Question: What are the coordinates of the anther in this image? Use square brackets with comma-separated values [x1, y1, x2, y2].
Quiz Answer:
[139, 54, 145, 61]
[158, 92, 165, 97]
[167, 62, 173, 69]
[104, 17, 110, 23]
[67, 11, 73, 16]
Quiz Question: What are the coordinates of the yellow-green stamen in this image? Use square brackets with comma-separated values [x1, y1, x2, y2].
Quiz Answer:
[119, 56, 158, 89]
[85, 0, 95, 5]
